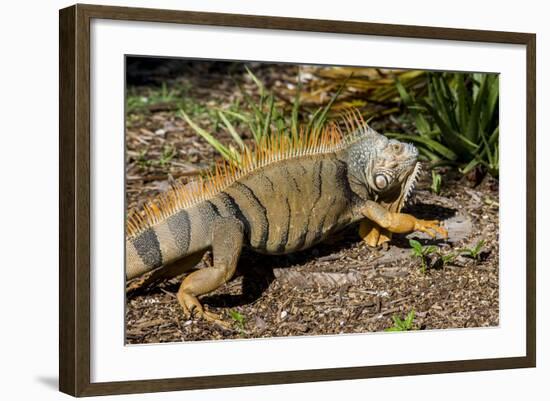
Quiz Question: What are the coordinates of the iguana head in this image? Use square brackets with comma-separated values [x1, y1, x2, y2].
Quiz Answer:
[346, 127, 421, 212]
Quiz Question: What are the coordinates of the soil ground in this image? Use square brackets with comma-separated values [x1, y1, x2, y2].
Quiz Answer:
[124, 61, 499, 343]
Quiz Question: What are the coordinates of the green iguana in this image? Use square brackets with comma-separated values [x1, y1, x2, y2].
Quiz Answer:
[126, 111, 447, 326]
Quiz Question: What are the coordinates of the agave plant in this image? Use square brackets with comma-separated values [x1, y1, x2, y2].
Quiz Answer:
[391, 72, 499, 177]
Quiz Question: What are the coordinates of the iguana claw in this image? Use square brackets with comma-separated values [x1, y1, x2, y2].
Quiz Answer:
[179, 292, 231, 329]
[414, 219, 448, 239]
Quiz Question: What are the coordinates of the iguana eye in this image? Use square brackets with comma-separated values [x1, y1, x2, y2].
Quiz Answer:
[375, 174, 389, 189]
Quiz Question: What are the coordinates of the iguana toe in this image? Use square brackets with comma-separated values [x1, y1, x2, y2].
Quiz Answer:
[178, 291, 231, 329]
[201, 310, 232, 329]
[417, 219, 448, 239]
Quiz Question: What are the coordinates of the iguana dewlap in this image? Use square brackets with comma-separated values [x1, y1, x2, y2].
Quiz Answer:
[126, 113, 447, 326]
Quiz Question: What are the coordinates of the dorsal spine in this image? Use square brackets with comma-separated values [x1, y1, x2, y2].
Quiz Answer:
[127, 109, 372, 240]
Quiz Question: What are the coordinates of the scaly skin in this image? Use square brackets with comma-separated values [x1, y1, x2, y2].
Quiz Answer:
[126, 124, 447, 326]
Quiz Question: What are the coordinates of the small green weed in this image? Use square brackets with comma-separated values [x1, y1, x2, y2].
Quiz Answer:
[158, 145, 175, 169]
[438, 251, 457, 267]
[134, 145, 176, 171]
[229, 310, 246, 335]
[136, 148, 152, 170]
[126, 82, 179, 113]
[409, 239, 437, 273]
[385, 309, 416, 332]
[410, 239, 459, 270]
[459, 239, 486, 260]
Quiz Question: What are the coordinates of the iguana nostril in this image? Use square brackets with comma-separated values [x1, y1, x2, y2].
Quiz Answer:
[390, 142, 402, 154]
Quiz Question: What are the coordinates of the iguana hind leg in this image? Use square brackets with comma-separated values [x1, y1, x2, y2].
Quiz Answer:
[177, 217, 244, 328]
[361, 201, 448, 239]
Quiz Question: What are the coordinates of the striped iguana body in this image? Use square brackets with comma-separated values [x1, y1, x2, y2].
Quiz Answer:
[126, 113, 447, 326]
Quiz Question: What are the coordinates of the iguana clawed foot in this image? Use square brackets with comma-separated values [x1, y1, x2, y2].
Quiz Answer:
[178, 291, 231, 329]
[359, 200, 448, 246]
[413, 218, 448, 239]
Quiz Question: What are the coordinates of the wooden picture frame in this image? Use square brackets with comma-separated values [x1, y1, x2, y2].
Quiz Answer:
[59, 3, 536, 396]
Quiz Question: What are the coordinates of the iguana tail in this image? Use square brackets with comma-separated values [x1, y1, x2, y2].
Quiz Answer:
[125, 203, 214, 279]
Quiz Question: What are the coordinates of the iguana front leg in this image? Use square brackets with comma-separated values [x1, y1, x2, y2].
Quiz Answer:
[360, 200, 448, 240]
[177, 217, 244, 328]
[359, 220, 392, 247]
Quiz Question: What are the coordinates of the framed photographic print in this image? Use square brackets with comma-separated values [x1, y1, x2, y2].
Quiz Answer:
[59, 4, 536, 397]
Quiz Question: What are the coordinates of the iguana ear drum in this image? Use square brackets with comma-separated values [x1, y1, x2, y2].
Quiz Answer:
[374, 173, 389, 189]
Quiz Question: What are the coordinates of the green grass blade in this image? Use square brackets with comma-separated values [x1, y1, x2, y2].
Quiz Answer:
[180, 110, 237, 163]
[221, 109, 250, 123]
[262, 94, 275, 139]
[291, 73, 303, 137]
[305, 107, 323, 135]
[244, 65, 265, 96]
[218, 111, 246, 149]
[233, 78, 266, 141]
[313, 76, 350, 130]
